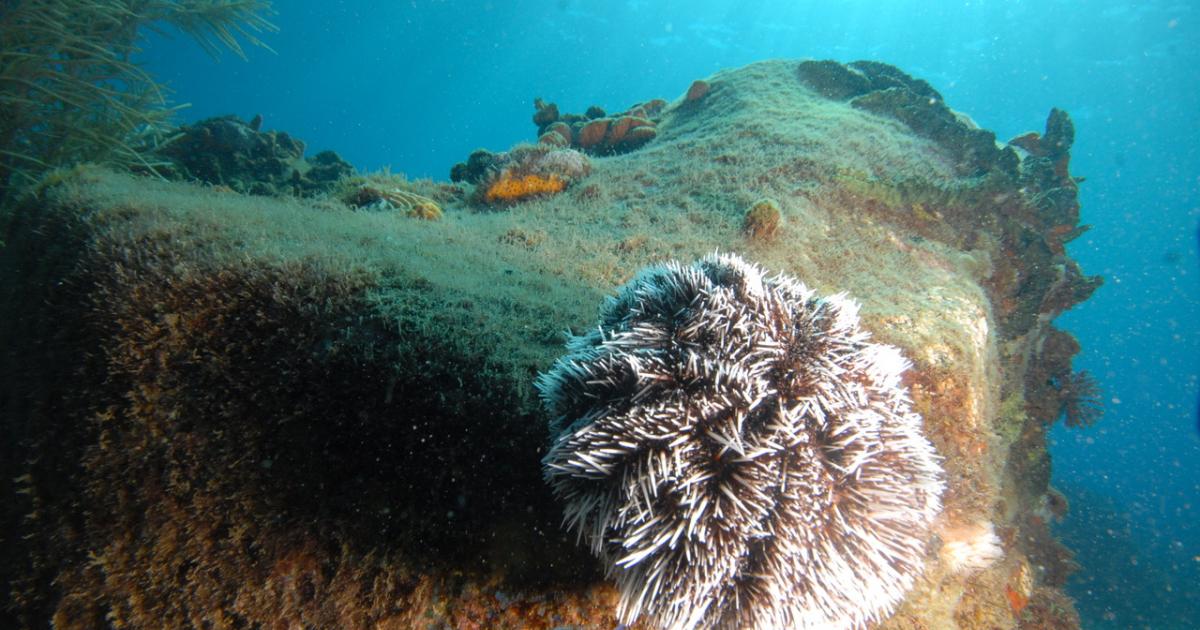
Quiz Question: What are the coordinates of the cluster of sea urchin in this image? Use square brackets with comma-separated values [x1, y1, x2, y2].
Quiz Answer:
[537, 252, 944, 630]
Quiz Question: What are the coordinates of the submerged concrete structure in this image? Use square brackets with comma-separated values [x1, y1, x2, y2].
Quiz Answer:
[0, 60, 1096, 629]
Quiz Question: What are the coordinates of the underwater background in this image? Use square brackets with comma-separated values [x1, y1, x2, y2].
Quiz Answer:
[133, 1, 1200, 627]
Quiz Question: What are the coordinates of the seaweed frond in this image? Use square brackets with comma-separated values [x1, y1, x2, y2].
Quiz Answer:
[1058, 369, 1103, 428]
[146, 0, 278, 60]
[0, 0, 276, 203]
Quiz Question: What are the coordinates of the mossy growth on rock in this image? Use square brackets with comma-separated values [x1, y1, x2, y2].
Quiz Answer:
[0, 167, 605, 628]
[1, 59, 1101, 630]
[796, 59, 1016, 177]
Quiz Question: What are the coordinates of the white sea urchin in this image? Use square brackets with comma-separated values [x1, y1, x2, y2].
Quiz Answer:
[537, 252, 945, 630]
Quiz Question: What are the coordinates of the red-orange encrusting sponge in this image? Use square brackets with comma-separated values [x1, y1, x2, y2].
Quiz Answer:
[483, 173, 566, 204]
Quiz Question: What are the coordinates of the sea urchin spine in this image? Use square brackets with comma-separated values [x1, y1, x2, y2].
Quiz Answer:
[537, 252, 944, 630]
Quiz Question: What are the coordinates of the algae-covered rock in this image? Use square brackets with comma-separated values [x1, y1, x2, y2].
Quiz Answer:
[454, 143, 592, 208]
[684, 78, 711, 102]
[0, 60, 1098, 629]
[797, 59, 1019, 177]
[155, 114, 354, 197]
[742, 197, 782, 241]
[530, 98, 663, 157]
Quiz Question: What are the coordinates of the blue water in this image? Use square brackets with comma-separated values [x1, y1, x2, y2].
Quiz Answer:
[143, 1, 1199, 626]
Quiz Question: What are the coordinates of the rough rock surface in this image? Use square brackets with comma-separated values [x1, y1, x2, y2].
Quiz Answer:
[155, 114, 354, 196]
[0, 60, 1097, 629]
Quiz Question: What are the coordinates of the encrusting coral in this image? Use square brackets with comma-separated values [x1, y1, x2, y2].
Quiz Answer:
[531, 97, 665, 156]
[537, 252, 945, 630]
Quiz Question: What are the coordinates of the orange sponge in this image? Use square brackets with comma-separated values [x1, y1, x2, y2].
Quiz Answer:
[484, 173, 566, 204]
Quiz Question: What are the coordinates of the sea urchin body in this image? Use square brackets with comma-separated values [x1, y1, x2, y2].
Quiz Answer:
[537, 252, 944, 630]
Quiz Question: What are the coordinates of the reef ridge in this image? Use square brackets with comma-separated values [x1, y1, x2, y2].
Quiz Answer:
[0, 59, 1096, 629]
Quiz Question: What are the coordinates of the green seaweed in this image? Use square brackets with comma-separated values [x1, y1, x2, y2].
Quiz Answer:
[0, 0, 276, 204]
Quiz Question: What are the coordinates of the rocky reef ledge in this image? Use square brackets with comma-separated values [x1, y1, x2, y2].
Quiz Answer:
[0, 60, 1097, 629]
